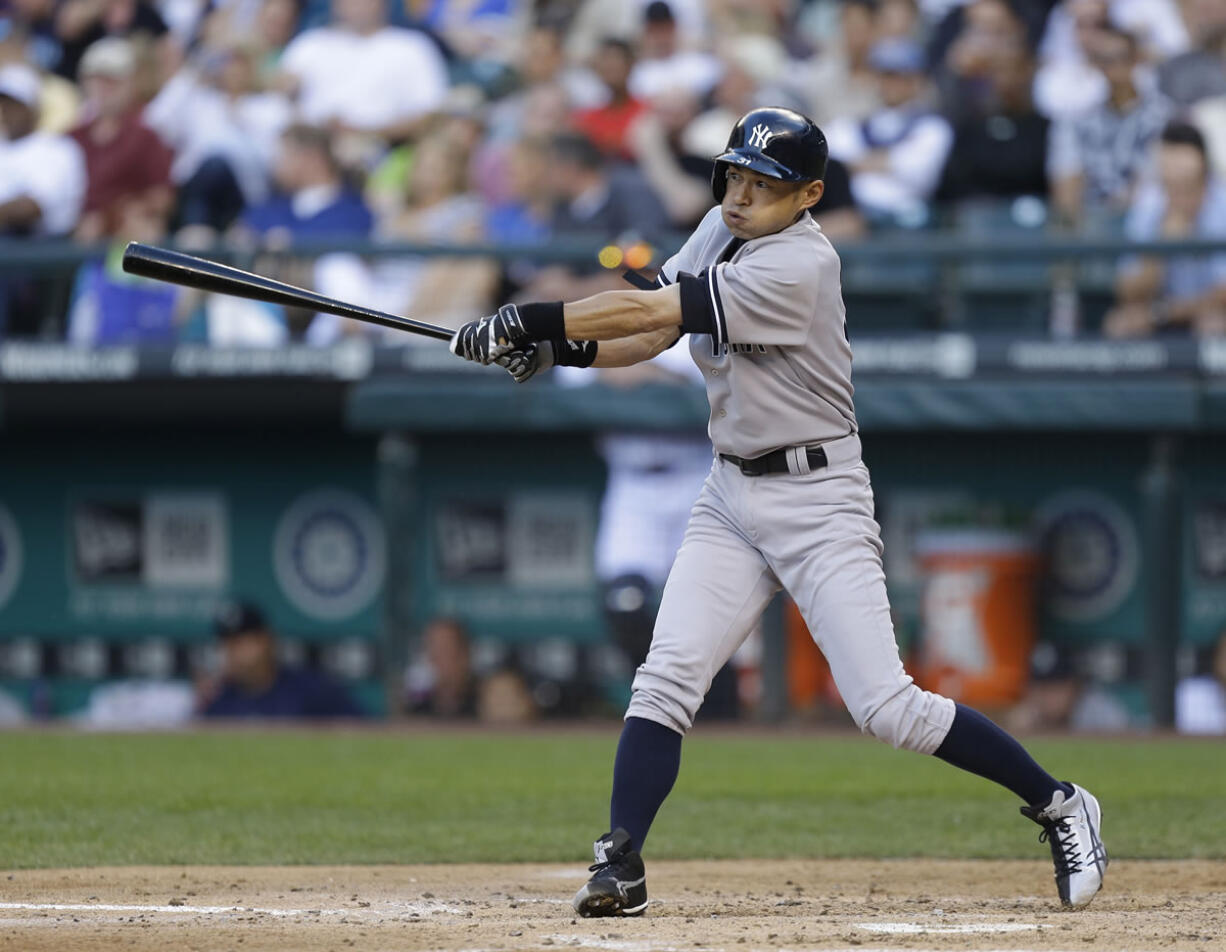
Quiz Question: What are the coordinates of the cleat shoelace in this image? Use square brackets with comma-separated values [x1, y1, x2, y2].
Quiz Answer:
[1038, 818, 1083, 876]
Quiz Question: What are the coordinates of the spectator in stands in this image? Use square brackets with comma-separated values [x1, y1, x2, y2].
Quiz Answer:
[1004, 641, 1131, 733]
[1104, 121, 1226, 337]
[485, 135, 552, 247]
[476, 664, 540, 723]
[404, 617, 478, 718]
[277, 0, 448, 149]
[69, 38, 173, 241]
[52, 0, 170, 82]
[2, 0, 64, 74]
[1048, 25, 1171, 230]
[483, 135, 553, 296]
[627, 90, 713, 230]
[805, 0, 880, 126]
[937, 40, 1049, 203]
[0, 62, 86, 337]
[572, 38, 647, 161]
[1175, 630, 1226, 734]
[0, 27, 81, 133]
[199, 601, 361, 718]
[565, 0, 708, 65]
[486, 21, 601, 144]
[1192, 88, 1226, 184]
[146, 37, 293, 236]
[372, 122, 498, 331]
[233, 123, 372, 344]
[241, 122, 371, 241]
[66, 197, 186, 345]
[826, 38, 953, 225]
[413, 0, 522, 86]
[1034, 0, 1112, 121]
[628, 1, 721, 102]
[1158, 0, 1226, 107]
[255, 0, 301, 66]
[931, 0, 1040, 123]
[0, 63, 86, 239]
[545, 130, 670, 242]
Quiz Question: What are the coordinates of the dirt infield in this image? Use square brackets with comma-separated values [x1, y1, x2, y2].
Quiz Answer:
[1, 859, 1222, 952]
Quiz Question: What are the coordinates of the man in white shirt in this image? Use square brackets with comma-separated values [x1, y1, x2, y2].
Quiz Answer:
[1, 62, 87, 337]
[628, 1, 722, 102]
[0, 63, 86, 237]
[278, 0, 448, 141]
[825, 39, 953, 224]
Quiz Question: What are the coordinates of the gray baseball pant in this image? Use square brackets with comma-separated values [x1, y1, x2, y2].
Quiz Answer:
[626, 432, 957, 752]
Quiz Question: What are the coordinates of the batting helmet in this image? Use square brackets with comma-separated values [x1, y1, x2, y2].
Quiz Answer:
[711, 107, 828, 201]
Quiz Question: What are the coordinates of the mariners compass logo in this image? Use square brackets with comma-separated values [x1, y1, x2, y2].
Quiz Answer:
[747, 123, 775, 149]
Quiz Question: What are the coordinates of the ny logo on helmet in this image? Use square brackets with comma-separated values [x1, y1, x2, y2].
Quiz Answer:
[747, 123, 775, 149]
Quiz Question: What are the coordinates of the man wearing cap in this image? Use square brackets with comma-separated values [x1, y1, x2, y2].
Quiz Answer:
[0, 63, 86, 238]
[1, 62, 87, 337]
[199, 602, 362, 719]
[69, 38, 173, 241]
[824, 38, 953, 223]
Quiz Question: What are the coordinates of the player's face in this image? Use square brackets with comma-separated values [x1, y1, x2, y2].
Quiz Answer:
[720, 167, 825, 239]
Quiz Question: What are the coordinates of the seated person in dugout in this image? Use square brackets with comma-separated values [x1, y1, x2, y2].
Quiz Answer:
[198, 601, 361, 719]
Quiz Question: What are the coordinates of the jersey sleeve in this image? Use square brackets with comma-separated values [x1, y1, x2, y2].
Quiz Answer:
[685, 242, 820, 348]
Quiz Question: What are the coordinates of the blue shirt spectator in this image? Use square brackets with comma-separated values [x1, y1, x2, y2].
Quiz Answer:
[198, 601, 362, 720]
[204, 666, 360, 718]
[241, 124, 373, 241]
[1106, 121, 1226, 337]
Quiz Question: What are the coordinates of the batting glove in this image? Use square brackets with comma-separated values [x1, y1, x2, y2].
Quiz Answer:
[496, 342, 555, 383]
[449, 304, 528, 365]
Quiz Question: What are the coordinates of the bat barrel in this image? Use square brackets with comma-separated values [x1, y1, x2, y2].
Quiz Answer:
[121, 242, 454, 343]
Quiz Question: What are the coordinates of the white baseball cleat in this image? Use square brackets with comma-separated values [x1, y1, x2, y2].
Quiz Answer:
[1021, 783, 1108, 909]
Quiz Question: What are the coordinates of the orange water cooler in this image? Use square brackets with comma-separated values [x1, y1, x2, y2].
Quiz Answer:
[913, 529, 1039, 707]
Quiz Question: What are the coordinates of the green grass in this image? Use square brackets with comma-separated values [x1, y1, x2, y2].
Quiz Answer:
[0, 729, 1220, 868]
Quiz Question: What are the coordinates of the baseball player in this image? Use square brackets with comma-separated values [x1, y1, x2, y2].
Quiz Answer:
[449, 107, 1107, 915]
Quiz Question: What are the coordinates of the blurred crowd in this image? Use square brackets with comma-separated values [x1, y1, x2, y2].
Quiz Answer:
[2, 0, 1226, 340]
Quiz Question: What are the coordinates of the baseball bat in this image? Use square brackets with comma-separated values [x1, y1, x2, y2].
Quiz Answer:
[120, 242, 454, 342]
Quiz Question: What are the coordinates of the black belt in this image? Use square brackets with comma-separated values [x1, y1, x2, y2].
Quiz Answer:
[719, 445, 828, 476]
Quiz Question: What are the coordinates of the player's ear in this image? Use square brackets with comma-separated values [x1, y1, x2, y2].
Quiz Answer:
[799, 179, 825, 211]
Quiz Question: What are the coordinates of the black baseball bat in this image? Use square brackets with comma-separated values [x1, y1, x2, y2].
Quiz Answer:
[120, 242, 453, 342]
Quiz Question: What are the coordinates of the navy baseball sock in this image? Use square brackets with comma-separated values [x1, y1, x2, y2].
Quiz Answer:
[609, 716, 683, 853]
[934, 703, 1074, 807]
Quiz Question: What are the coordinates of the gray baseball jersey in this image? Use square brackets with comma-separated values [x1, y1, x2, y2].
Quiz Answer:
[657, 206, 856, 458]
[627, 205, 956, 753]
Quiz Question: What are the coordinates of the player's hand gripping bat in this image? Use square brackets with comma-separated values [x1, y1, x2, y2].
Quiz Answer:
[120, 242, 453, 342]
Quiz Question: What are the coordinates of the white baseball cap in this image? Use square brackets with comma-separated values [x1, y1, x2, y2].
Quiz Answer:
[79, 37, 136, 78]
[0, 63, 41, 110]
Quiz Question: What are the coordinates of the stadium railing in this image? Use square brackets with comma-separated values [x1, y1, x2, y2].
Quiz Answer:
[3, 231, 1226, 339]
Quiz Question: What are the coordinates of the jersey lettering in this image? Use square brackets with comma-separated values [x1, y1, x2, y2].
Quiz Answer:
[721, 342, 768, 355]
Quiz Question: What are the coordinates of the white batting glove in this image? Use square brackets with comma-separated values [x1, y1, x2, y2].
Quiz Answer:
[449, 304, 528, 365]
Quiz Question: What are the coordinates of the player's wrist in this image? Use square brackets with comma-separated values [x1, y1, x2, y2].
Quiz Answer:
[516, 301, 566, 342]
[551, 339, 598, 368]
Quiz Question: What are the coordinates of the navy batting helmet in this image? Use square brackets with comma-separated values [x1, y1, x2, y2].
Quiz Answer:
[711, 107, 828, 201]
